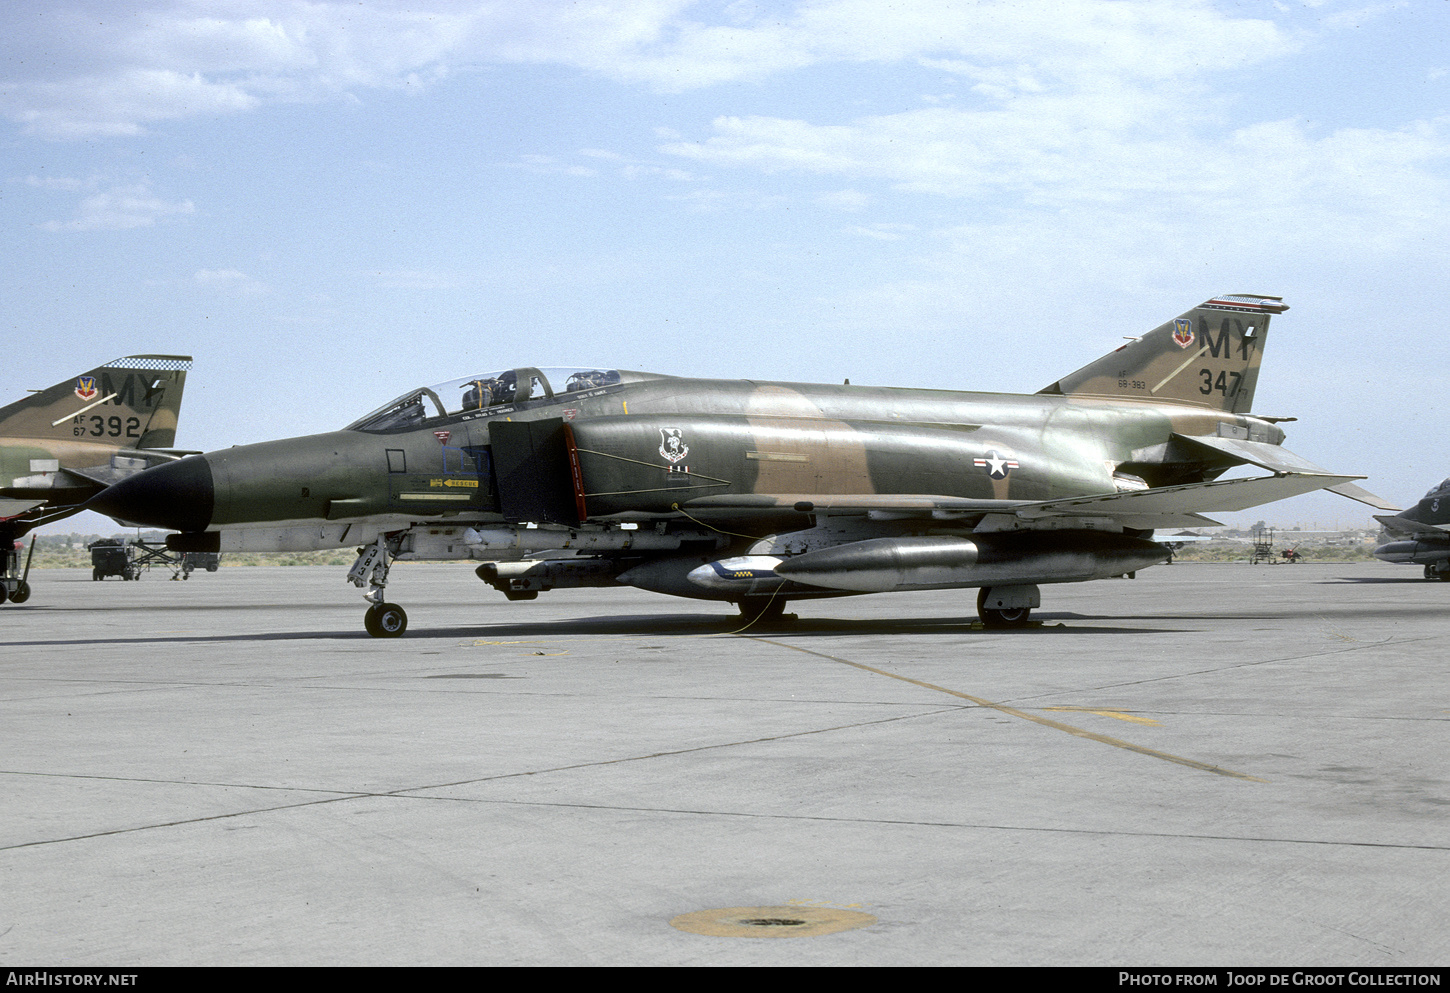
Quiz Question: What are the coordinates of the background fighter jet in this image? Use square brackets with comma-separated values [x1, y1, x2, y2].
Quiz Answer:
[1, 355, 192, 604]
[92, 296, 1391, 636]
[1373, 478, 1450, 578]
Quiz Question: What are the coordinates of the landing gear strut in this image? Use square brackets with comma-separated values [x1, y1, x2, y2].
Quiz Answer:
[348, 534, 408, 637]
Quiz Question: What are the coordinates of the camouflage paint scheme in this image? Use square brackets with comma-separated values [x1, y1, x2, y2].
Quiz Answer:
[91, 297, 1391, 636]
[1373, 478, 1450, 578]
[0, 355, 191, 603]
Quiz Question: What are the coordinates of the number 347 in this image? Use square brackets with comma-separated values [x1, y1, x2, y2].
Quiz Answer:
[1200, 369, 1242, 396]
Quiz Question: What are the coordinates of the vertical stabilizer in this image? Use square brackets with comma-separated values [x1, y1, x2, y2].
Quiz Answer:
[1039, 295, 1286, 413]
[0, 355, 191, 449]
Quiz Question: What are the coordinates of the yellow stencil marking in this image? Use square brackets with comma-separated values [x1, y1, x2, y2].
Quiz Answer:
[1041, 706, 1161, 726]
[750, 638, 1265, 782]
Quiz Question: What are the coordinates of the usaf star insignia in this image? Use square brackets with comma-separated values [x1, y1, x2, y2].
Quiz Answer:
[974, 450, 1019, 479]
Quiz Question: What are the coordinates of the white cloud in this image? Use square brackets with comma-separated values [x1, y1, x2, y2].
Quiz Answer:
[40, 184, 195, 231]
[846, 223, 914, 241]
[0, 1, 1292, 137]
[664, 109, 1450, 238]
[504, 154, 599, 177]
[11, 69, 258, 139]
[22, 174, 96, 191]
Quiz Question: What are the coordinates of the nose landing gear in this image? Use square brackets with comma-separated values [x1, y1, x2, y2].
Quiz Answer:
[349, 534, 408, 637]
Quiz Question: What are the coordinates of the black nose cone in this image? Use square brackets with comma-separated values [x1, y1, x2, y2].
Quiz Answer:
[88, 456, 215, 533]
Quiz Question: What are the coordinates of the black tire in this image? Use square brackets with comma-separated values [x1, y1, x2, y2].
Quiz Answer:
[365, 602, 408, 638]
[9, 581, 30, 604]
[0, 585, 8, 604]
[93, 568, 102, 581]
[980, 606, 1031, 628]
[977, 588, 1031, 628]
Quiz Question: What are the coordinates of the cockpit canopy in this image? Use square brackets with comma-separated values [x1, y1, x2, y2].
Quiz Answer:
[1426, 478, 1450, 500]
[347, 367, 623, 433]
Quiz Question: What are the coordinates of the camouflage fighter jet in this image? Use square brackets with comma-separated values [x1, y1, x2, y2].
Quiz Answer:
[90, 296, 1391, 636]
[1373, 477, 1450, 578]
[1, 355, 192, 603]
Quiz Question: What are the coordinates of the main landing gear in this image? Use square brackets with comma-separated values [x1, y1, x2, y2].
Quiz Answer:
[737, 595, 792, 627]
[349, 535, 408, 637]
[1, 537, 35, 606]
[976, 585, 1038, 629]
[1425, 563, 1450, 582]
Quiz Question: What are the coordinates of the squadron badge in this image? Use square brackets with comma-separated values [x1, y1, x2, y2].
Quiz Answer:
[659, 428, 689, 464]
[1172, 318, 1195, 348]
[75, 376, 98, 401]
[974, 450, 1019, 480]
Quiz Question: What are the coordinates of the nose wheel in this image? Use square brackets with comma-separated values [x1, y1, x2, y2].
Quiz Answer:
[364, 602, 408, 638]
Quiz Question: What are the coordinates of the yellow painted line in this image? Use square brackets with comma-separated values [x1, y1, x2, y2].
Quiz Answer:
[1041, 706, 1162, 726]
[750, 638, 1266, 782]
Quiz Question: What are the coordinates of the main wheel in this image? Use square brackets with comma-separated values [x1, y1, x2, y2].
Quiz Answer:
[93, 568, 102, 581]
[738, 596, 788, 625]
[9, 581, 30, 604]
[364, 602, 408, 638]
[977, 588, 1031, 628]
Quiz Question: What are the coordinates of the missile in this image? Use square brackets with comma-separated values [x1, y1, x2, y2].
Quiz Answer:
[1373, 540, 1450, 565]
[771, 531, 1169, 593]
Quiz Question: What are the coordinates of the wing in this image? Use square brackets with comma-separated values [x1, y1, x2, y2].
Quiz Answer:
[1172, 433, 1399, 511]
[682, 472, 1360, 531]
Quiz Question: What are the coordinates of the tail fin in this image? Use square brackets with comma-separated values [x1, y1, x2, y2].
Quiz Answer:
[1038, 295, 1286, 413]
[0, 355, 191, 450]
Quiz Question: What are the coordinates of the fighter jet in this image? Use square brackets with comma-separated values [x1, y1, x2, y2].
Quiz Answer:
[1373, 478, 1450, 578]
[91, 296, 1391, 636]
[1, 355, 192, 604]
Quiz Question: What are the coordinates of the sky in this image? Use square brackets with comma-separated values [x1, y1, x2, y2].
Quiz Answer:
[3, 0, 1448, 535]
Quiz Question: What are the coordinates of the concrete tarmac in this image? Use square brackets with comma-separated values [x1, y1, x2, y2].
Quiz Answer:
[1, 561, 1447, 966]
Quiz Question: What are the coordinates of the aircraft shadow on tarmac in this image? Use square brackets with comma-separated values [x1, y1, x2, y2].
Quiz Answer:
[458, 612, 1179, 639]
[6, 611, 1181, 647]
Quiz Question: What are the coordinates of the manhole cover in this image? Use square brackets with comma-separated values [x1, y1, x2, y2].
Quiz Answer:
[670, 905, 876, 938]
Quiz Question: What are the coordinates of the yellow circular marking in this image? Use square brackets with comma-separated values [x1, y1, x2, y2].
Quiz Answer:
[670, 906, 876, 938]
